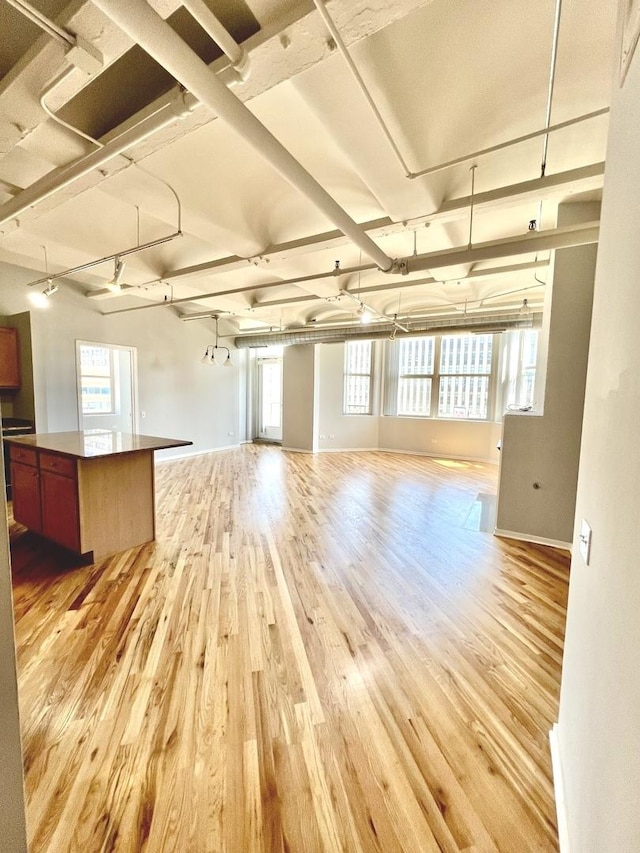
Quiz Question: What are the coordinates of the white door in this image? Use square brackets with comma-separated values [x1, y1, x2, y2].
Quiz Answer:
[76, 341, 138, 433]
[257, 355, 283, 441]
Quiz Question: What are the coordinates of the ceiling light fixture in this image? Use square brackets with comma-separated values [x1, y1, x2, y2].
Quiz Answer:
[200, 316, 232, 367]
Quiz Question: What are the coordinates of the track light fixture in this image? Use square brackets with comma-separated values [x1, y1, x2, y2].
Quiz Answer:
[357, 302, 373, 324]
[200, 315, 233, 367]
[520, 298, 531, 315]
[29, 278, 59, 308]
[105, 257, 126, 293]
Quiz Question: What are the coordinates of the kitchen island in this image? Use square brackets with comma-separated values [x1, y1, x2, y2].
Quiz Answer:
[6, 430, 192, 561]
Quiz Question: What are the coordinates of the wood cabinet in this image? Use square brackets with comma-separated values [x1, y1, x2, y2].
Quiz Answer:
[10, 444, 158, 560]
[0, 326, 20, 389]
[11, 459, 42, 534]
[40, 460, 80, 553]
[7, 432, 192, 561]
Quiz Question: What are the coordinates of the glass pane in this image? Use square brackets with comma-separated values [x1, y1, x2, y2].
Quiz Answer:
[399, 337, 434, 375]
[345, 375, 370, 414]
[440, 334, 492, 375]
[398, 377, 432, 415]
[439, 375, 489, 419]
[81, 377, 112, 413]
[346, 340, 372, 374]
[522, 329, 538, 369]
[80, 344, 111, 376]
[261, 362, 282, 428]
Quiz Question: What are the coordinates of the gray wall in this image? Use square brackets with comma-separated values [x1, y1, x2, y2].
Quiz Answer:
[282, 343, 319, 452]
[0, 404, 28, 852]
[557, 45, 640, 852]
[495, 201, 599, 546]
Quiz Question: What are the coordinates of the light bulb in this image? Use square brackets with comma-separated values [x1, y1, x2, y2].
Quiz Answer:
[360, 309, 373, 324]
[29, 290, 50, 308]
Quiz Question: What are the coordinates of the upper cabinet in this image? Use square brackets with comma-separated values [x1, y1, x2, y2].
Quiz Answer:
[0, 327, 20, 390]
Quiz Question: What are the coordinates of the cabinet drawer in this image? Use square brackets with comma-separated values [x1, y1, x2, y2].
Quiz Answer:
[40, 452, 76, 479]
[9, 445, 37, 467]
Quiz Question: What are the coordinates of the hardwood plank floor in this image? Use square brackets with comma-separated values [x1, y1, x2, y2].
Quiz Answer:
[9, 446, 569, 852]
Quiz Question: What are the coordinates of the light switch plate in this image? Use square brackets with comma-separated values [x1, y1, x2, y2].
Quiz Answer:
[579, 519, 592, 564]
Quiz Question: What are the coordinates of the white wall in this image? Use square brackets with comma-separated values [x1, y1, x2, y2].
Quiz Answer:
[556, 44, 640, 853]
[317, 342, 379, 450]
[379, 415, 501, 462]
[316, 340, 501, 461]
[0, 262, 242, 458]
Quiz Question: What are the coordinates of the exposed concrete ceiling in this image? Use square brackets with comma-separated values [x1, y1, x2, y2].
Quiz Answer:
[0, 0, 618, 337]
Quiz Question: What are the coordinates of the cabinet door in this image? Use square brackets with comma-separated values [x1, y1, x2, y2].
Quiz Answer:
[11, 462, 42, 533]
[0, 326, 20, 389]
[41, 470, 80, 552]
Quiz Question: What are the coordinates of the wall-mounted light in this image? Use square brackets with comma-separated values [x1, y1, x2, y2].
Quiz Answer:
[200, 315, 233, 366]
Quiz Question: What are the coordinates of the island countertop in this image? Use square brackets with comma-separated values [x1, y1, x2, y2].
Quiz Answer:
[4, 430, 193, 460]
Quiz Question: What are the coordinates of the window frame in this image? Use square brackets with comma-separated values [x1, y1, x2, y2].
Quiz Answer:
[343, 339, 374, 415]
[388, 333, 499, 422]
[78, 343, 117, 416]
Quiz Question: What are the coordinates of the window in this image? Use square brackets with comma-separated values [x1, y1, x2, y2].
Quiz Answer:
[438, 334, 493, 419]
[344, 340, 373, 414]
[501, 328, 539, 409]
[78, 344, 115, 414]
[389, 333, 496, 420]
[397, 337, 434, 416]
[518, 329, 538, 406]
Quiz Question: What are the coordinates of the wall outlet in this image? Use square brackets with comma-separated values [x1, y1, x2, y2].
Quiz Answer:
[320, 434, 326, 439]
[329, 434, 335, 439]
[579, 519, 592, 564]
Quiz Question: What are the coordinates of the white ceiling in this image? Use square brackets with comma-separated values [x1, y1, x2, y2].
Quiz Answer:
[0, 0, 619, 338]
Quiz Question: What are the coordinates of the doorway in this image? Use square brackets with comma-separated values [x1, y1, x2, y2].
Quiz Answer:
[256, 347, 283, 442]
[76, 341, 138, 433]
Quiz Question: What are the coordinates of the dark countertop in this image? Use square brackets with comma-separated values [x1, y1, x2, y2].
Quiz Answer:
[4, 430, 192, 460]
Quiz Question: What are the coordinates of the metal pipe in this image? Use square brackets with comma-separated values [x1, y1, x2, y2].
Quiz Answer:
[40, 67, 104, 149]
[91, 0, 395, 273]
[312, 0, 411, 177]
[233, 312, 542, 348]
[182, 0, 249, 78]
[102, 222, 594, 317]
[408, 108, 609, 179]
[5, 0, 75, 46]
[27, 230, 181, 287]
[0, 91, 194, 229]
[541, 0, 563, 177]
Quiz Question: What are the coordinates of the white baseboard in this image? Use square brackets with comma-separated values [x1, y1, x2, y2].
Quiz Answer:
[156, 443, 239, 462]
[550, 724, 571, 853]
[378, 447, 498, 465]
[316, 446, 380, 453]
[493, 528, 572, 552]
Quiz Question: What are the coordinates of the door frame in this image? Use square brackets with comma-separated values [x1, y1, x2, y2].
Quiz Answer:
[75, 340, 139, 433]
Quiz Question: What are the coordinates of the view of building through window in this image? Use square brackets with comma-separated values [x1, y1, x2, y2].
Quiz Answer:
[79, 344, 115, 414]
[398, 337, 434, 416]
[345, 330, 538, 420]
[344, 340, 373, 414]
[438, 334, 493, 419]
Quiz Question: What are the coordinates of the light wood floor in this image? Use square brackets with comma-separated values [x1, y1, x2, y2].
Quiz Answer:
[9, 446, 569, 852]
